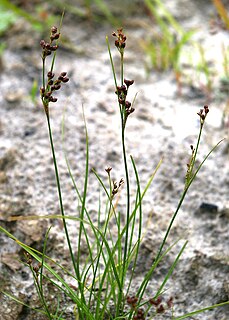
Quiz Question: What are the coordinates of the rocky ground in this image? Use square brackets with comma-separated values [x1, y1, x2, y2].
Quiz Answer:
[0, 0, 228, 319]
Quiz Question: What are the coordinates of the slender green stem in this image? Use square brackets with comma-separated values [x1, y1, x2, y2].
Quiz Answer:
[135, 131, 224, 304]
[75, 108, 89, 313]
[154, 121, 204, 263]
[39, 226, 52, 296]
[93, 196, 114, 316]
[33, 271, 52, 319]
[156, 240, 188, 297]
[155, 126, 223, 263]
[174, 301, 229, 320]
[188, 121, 203, 180]
[46, 114, 78, 278]
[116, 49, 131, 316]
[125, 156, 142, 298]
[107, 36, 130, 313]
[154, 185, 188, 264]
[47, 112, 88, 318]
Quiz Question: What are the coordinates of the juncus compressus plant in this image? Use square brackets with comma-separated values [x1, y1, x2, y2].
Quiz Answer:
[0, 24, 228, 320]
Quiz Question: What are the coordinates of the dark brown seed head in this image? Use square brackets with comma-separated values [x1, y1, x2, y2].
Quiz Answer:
[62, 77, 69, 83]
[50, 97, 57, 102]
[47, 71, 54, 79]
[105, 167, 112, 173]
[54, 33, 60, 40]
[119, 178, 124, 187]
[204, 105, 209, 113]
[128, 107, 135, 114]
[125, 101, 131, 109]
[51, 26, 58, 34]
[115, 40, 119, 47]
[40, 87, 45, 94]
[50, 45, 58, 51]
[156, 304, 165, 314]
[119, 97, 125, 105]
[40, 40, 46, 48]
[124, 79, 134, 87]
[149, 296, 162, 306]
[167, 297, 173, 308]
[45, 91, 52, 97]
[137, 308, 144, 315]
[54, 84, 61, 90]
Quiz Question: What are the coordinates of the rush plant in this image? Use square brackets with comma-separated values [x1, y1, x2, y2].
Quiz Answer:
[0, 24, 228, 320]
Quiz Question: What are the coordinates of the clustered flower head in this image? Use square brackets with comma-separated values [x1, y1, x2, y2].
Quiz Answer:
[126, 294, 174, 318]
[133, 308, 145, 320]
[40, 26, 60, 59]
[149, 296, 174, 314]
[112, 178, 124, 196]
[112, 28, 135, 127]
[24, 252, 42, 277]
[40, 70, 69, 104]
[105, 166, 112, 174]
[39, 26, 69, 114]
[115, 79, 135, 125]
[112, 28, 127, 53]
[105, 167, 124, 199]
[186, 144, 195, 170]
[126, 295, 138, 308]
[197, 105, 209, 125]
[127, 296, 145, 320]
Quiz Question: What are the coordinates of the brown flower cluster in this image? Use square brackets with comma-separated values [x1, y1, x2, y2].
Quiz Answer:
[39, 26, 69, 113]
[126, 295, 138, 308]
[112, 28, 135, 127]
[40, 71, 69, 104]
[40, 26, 60, 59]
[186, 144, 195, 170]
[197, 105, 209, 124]
[25, 252, 42, 277]
[133, 308, 145, 320]
[105, 166, 112, 174]
[126, 295, 174, 318]
[105, 167, 124, 199]
[112, 178, 124, 196]
[127, 296, 145, 320]
[112, 28, 126, 52]
[116, 79, 135, 125]
[149, 296, 173, 314]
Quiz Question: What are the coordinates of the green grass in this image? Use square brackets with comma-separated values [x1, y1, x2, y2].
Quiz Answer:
[0, 23, 228, 320]
[142, 0, 195, 73]
[142, 0, 228, 98]
[0, 0, 119, 31]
